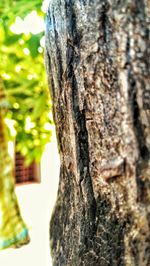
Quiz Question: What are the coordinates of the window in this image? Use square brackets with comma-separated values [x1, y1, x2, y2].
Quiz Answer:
[15, 152, 40, 184]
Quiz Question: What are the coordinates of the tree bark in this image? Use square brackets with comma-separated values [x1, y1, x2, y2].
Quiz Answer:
[45, 1, 150, 265]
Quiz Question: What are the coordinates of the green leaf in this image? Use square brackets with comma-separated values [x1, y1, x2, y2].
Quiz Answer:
[4, 34, 21, 45]
[33, 94, 46, 119]
[27, 35, 40, 58]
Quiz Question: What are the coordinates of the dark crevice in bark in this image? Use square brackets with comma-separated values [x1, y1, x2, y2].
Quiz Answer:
[126, 31, 149, 161]
[144, 28, 150, 72]
[65, 0, 98, 256]
[134, 0, 146, 18]
[65, 9, 97, 256]
[132, 90, 149, 160]
[127, 34, 150, 208]
[98, 1, 110, 43]
[65, 1, 81, 48]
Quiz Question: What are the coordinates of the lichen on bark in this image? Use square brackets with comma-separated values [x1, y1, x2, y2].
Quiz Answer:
[45, 1, 150, 265]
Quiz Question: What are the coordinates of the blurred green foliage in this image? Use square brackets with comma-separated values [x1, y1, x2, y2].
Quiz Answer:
[0, 0, 52, 165]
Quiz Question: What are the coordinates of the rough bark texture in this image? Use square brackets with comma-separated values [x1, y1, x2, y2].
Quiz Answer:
[45, 1, 150, 265]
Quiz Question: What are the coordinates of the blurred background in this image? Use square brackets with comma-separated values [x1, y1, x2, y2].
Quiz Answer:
[0, 0, 60, 265]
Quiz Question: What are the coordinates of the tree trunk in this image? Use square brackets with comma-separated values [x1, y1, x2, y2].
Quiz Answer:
[45, 1, 150, 265]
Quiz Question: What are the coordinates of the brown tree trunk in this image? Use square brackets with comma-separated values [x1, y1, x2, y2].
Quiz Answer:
[45, 1, 150, 265]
